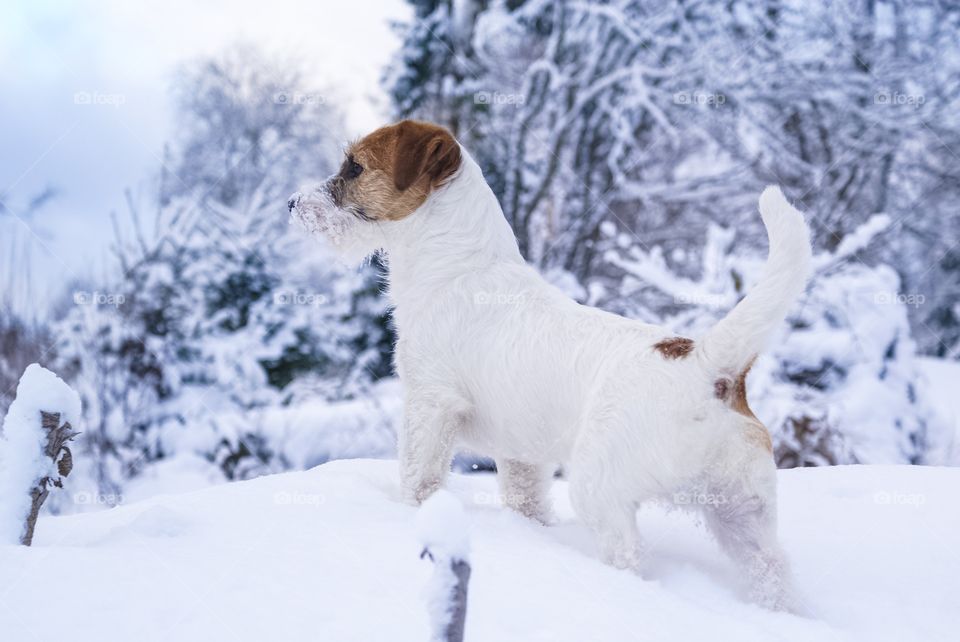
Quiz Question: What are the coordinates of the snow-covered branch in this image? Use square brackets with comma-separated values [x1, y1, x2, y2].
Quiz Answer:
[604, 223, 738, 311]
[812, 214, 892, 273]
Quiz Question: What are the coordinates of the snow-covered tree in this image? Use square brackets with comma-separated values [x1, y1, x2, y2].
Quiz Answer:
[53, 46, 395, 499]
[0, 187, 61, 419]
[389, 0, 960, 358]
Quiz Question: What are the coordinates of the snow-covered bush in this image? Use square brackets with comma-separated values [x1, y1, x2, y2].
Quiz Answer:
[763, 263, 941, 465]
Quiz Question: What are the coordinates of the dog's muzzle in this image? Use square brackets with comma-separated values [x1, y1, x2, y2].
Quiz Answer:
[287, 185, 349, 245]
[327, 177, 345, 207]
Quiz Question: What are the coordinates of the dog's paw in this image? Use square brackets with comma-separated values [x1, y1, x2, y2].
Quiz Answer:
[599, 538, 647, 575]
[757, 587, 809, 616]
[747, 570, 805, 614]
[401, 478, 442, 506]
[503, 498, 554, 525]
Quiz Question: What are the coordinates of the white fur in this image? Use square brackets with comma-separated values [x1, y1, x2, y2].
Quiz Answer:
[291, 149, 812, 610]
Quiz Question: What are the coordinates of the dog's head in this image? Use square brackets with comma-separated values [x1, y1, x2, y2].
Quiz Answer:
[289, 120, 462, 260]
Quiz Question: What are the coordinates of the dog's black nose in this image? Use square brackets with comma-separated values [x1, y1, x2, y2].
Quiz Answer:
[287, 193, 301, 212]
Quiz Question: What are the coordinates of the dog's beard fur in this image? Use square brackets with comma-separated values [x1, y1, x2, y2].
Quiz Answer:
[289, 187, 383, 263]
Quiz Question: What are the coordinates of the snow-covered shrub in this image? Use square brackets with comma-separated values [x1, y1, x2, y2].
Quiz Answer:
[760, 263, 940, 465]
[55, 198, 394, 501]
[51, 46, 396, 503]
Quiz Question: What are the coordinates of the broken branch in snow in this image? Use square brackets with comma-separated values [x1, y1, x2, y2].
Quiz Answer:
[417, 491, 471, 642]
[21, 411, 78, 546]
[0, 364, 82, 546]
[420, 548, 471, 642]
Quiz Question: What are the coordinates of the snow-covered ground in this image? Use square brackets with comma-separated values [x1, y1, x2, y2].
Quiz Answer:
[1, 459, 957, 641]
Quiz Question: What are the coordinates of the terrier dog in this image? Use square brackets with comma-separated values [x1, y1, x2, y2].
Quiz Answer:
[289, 120, 811, 610]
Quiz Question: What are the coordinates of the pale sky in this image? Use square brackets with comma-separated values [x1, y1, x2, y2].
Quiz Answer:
[0, 0, 408, 309]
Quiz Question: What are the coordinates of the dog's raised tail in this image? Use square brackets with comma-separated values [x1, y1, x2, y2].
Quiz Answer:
[698, 186, 812, 374]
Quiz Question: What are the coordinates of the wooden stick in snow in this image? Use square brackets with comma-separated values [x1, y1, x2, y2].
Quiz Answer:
[417, 490, 471, 642]
[420, 548, 471, 642]
[20, 411, 77, 546]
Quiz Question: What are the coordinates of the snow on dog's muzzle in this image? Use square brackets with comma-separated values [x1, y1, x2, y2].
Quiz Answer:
[288, 186, 351, 246]
[287, 193, 301, 212]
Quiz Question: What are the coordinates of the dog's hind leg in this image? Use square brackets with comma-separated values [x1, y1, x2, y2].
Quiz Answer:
[702, 464, 794, 611]
[573, 485, 644, 571]
[398, 394, 469, 505]
[496, 459, 554, 524]
[568, 462, 645, 572]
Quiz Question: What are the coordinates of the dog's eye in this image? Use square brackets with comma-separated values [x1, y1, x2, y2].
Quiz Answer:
[346, 159, 363, 180]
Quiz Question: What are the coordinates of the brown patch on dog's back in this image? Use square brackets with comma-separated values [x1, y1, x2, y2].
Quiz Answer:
[653, 337, 694, 359]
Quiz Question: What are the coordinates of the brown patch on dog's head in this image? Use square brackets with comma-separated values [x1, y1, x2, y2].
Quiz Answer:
[326, 120, 461, 222]
[653, 337, 695, 360]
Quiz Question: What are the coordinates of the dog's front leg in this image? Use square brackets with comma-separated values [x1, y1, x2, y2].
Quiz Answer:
[497, 459, 554, 524]
[398, 396, 467, 505]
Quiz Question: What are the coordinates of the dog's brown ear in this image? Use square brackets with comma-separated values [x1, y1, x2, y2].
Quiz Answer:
[393, 120, 461, 192]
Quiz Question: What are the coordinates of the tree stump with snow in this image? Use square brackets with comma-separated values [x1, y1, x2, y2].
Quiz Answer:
[0, 364, 81, 546]
[417, 491, 471, 642]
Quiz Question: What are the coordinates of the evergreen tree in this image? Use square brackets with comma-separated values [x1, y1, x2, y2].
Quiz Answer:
[55, 45, 395, 492]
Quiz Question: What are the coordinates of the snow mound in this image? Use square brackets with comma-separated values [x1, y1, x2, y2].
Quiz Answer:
[1, 460, 958, 641]
[1, 363, 82, 432]
[417, 489, 470, 561]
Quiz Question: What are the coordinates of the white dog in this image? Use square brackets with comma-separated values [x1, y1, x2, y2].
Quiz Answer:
[290, 120, 811, 610]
